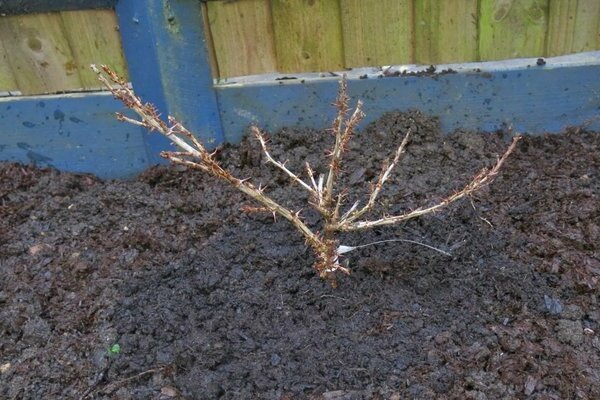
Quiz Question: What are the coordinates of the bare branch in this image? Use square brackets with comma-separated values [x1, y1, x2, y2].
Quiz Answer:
[94, 64, 324, 265]
[115, 113, 149, 128]
[342, 127, 411, 224]
[166, 153, 322, 250]
[95, 64, 521, 284]
[340, 200, 359, 221]
[252, 126, 316, 196]
[332, 193, 344, 221]
[323, 77, 365, 211]
[336, 136, 522, 231]
[305, 162, 320, 194]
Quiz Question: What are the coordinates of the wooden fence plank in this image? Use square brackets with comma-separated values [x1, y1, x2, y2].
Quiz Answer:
[200, 1, 220, 79]
[206, 0, 277, 78]
[340, 0, 413, 67]
[547, 0, 600, 56]
[60, 10, 128, 88]
[415, 0, 479, 64]
[546, 0, 577, 56]
[271, 0, 344, 73]
[0, 13, 82, 95]
[570, 0, 600, 52]
[479, 0, 549, 60]
[0, 40, 18, 92]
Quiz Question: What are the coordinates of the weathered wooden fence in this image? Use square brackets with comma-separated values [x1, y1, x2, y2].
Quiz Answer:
[0, 0, 599, 179]
[2, 0, 600, 93]
[206, 0, 600, 78]
[0, 9, 127, 95]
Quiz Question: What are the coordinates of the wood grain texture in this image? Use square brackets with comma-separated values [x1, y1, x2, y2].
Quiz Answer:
[415, 0, 479, 64]
[271, 0, 344, 73]
[547, 0, 600, 56]
[206, 0, 277, 78]
[0, 40, 18, 92]
[340, 0, 413, 67]
[200, 1, 221, 78]
[479, 0, 550, 60]
[60, 10, 128, 88]
[0, 13, 82, 95]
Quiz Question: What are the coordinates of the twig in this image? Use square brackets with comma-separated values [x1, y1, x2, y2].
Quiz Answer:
[336, 136, 521, 231]
[253, 126, 330, 216]
[470, 198, 494, 228]
[78, 363, 110, 400]
[342, 127, 411, 224]
[252, 126, 315, 196]
[92, 64, 323, 257]
[324, 78, 364, 210]
[98, 366, 167, 396]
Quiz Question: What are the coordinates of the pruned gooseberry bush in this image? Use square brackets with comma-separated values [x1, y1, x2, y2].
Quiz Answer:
[93, 64, 520, 286]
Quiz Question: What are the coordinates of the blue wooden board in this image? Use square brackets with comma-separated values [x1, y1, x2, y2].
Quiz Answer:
[116, 0, 223, 157]
[216, 53, 600, 142]
[0, 92, 149, 179]
[1, 48, 599, 179]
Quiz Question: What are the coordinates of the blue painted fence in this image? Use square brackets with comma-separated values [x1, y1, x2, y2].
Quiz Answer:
[1, 0, 599, 179]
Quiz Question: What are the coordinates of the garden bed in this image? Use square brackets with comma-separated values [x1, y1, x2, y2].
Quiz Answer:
[1, 110, 598, 399]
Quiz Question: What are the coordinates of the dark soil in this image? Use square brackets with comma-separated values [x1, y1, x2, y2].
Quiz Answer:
[1, 110, 599, 400]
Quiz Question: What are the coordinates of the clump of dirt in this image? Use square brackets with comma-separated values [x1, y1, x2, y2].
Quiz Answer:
[1, 110, 598, 399]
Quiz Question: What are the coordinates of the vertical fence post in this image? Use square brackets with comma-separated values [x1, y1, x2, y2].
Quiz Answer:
[116, 0, 224, 163]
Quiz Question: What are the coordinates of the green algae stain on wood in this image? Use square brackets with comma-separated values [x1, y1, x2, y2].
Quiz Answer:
[479, 0, 549, 60]
[415, 0, 479, 64]
[0, 13, 83, 95]
[0, 10, 127, 95]
[61, 10, 129, 89]
[271, 0, 344, 73]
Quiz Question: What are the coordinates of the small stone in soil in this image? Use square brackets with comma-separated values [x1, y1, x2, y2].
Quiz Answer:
[270, 353, 281, 366]
[544, 295, 563, 315]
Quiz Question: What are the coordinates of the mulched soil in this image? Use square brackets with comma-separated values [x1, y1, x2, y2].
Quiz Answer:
[1, 110, 599, 400]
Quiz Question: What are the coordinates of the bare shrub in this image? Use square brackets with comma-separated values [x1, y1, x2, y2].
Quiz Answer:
[93, 65, 520, 285]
